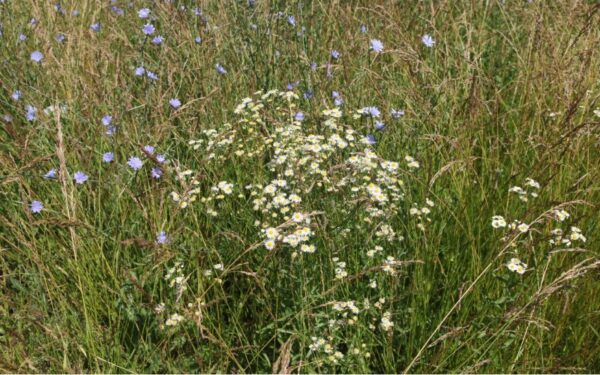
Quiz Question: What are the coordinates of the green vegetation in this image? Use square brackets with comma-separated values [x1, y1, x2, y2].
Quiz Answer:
[1, 1, 599, 373]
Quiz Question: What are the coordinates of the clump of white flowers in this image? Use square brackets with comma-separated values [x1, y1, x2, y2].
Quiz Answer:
[172, 90, 432, 259]
[506, 257, 527, 274]
[492, 178, 589, 277]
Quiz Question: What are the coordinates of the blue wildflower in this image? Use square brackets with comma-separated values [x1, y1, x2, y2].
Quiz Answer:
[127, 156, 143, 171]
[156, 231, 168, 244]
[152, 35, 164, 45]
[365, 106, 381, 118]
[12, 90, 21, 101]
[287, 15, 296, 26]
[370, 39, 384, 53]
[30, 200, 44, 213]
[365, 134, 377, 145]
[151, 167, 163, 179]
[194, 36, 202, 44]
[143, 145, 155, 154]
[102, 152, 114, 163]
[111, 6, 124, 16]
[142, 23, 155, 35]
[44, 169, 57, 179]
[422, 34, 435, 47]
[26, 105, 37, 121]
[138, 8, 150, 18]
[169, 98, 181, 109]
[101, 115, 113, 126]
[90, 22, 101, 32]
[215, 63, 227, 75]
[294, 112, 305, 121]
[375, 120, 386, 131]
[30, 51, 43, 63]
[146, 71, 158, 81]
[331, 50, 340, 59]
[134, 66, 145, 76]
[55, 33, 65, 42]
[391, 108, 405, 119]
[73, 171, 88, 184]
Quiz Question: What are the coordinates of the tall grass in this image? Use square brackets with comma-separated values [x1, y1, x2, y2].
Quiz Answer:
[1, 1, 599, 373]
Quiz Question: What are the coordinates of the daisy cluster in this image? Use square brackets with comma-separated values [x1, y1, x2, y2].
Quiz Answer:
[491, 178, 589, 276]
[177, 90, 431, 258]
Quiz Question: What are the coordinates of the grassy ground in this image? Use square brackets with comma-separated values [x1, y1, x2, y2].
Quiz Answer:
[1, 0, 599, 373]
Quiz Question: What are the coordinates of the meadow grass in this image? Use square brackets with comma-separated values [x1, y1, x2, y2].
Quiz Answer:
[1, 0, 599, 373]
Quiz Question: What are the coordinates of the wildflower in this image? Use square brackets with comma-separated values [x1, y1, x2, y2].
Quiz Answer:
[294, 111, 305, 121]
[332, 91, 344, 106]
[310, 62, 317, 71]
[375, 120, 385, 131]
[331, 50, 341, 60]
[169, 98, 182, 109]
[524, 178, 540, 189]
[25, 105, 37, 121]
[264, 239, 276, 250]
[143, 145, 155, 154]
[142, 23, 155, 35]
[360, 24, 367, 33]
[380, 311, 394, 331]
[370, 39, 384, 53]
[156, 231, 168, 244]
[102, 152, 114, 163]
[569, 227, 586, 242]
[517, 223, 529, 233]
[300, 244, 316, 253]
[151, 167, 163, 179]
[507, 258, 527, 274]
[194, 36, 202, 44]
[30, 50, 43, 63]
[303, 90, 314, 100]
[111, 6, 124, 15]
[364, 134, 377, 145]
[405, 155, 420, 168]
[152, 35, 164, 45]
[30, 200, 44, 213]
[134, 66, 145, 76]
[127, 156, 143, 171]
[146, 71, 158, 81]
[55, 33, 65, 43]
[138, 8, 150, 18]
[215, 64, 227, 75]
[101, 115, 113, 126]
[287, 15, 296, 26]
[44, 169, 57, 179]
[422, 34, 435, 47]
[73, 171, 88, 184]
[165, 313, 184, 326]
[554, 209, 570, 222]
[265, 227, 279, 239]
[491, 215, 506, 228]
[90, 22, 101, 32]
[12, 90, 21, 101]
[362, 106, 381, 117]
[18, 34, 27, 41]
[391, 108, 405, 118]
[156, 154, 167, 163]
